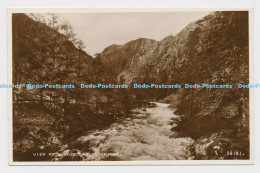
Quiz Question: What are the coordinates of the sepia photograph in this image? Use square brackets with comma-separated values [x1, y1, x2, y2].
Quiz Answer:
[8, 8, 253, 165]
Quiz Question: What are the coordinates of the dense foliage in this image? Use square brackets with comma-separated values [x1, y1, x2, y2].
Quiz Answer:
[12, 11, 250, 161]
[97, 11, 250, 159]
[12, 14, 134, 161]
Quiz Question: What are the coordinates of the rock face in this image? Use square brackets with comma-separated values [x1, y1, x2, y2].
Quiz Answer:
[97, 11, 248, 86]
[97, 11, 250, 159]
[96, 38, 158, 83]
[12, 11, 250, 161]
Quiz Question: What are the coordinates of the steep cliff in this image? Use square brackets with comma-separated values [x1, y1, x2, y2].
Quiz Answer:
[12, 11, 250, 161]
[97, 11, 250, 159]
[97, 11, 248, 86]
[96, 38, 158, 83]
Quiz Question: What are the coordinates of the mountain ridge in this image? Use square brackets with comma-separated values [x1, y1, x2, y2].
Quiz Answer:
[96, 11, 250, 160]
[12, 11, 250, 160]
[96, 11, 248, 87]
[96, 12, 219, 84]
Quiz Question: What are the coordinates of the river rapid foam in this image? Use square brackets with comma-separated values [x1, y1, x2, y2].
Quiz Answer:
[55, 102, 194, 161]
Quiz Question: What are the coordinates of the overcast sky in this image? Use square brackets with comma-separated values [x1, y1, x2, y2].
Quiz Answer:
[58, 12, 212, 56]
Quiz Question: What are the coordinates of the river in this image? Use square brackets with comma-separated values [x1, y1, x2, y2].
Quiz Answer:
[55, 102, 194, 161]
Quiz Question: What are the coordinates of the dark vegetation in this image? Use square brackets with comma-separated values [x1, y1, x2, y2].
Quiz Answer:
[12, 11, 250, 161]
[96, 11, 250, 160]
[12, 14, 147, 161]
[170, 12, 250, 160]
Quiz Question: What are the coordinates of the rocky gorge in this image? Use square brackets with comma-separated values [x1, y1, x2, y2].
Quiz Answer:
[96, 11, 250, 159]
[12, 11, 250, 161]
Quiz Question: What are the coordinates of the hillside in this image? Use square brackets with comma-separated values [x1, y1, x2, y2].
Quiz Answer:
[12, 14, 133, 161]
[97, 12, 248, 86]
[12, 11, 250, 161]
[97, 11, 250, 159]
